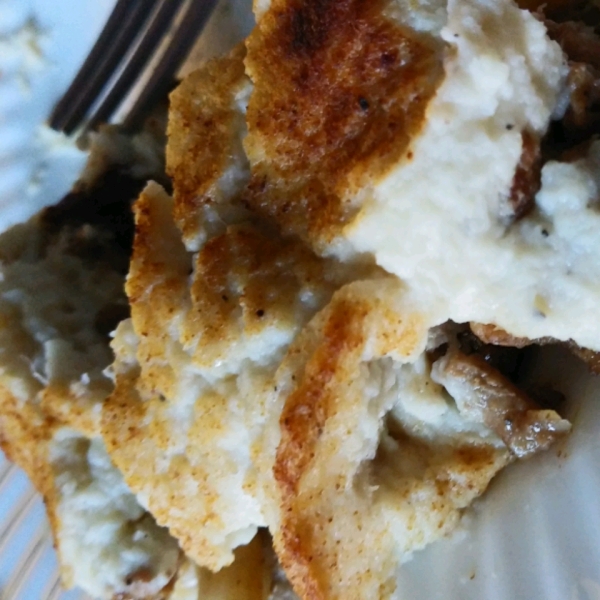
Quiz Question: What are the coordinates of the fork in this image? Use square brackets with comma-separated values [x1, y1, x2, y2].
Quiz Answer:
[49, 0, 218, 135]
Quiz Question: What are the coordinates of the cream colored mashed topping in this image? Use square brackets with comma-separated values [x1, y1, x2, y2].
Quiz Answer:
[329, 0, 598, 351]
[343, 0, 597, 347]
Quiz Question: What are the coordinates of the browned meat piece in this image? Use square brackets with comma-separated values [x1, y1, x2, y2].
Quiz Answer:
[565, 62, 600, 128]
[509, 131, 542, 220]
[432, 350, 571, 458]
[542, 19, 600, 146]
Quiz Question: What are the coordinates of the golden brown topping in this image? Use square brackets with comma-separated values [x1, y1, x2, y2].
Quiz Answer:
[244, 0, 444, 249]
[183, 222, 339, 364]
[272, 284, 525, 600]
[275, 296, 365, 497]
[274, 281, 427, 600]
[103, 181, 349, 571]
[167, 44, 249, 247]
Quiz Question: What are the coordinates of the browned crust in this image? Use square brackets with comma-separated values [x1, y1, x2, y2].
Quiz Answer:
[0, 379, 181, 600]
[274, 298, 370, 600]
[244, 0, 444, 249]
[125, 183, 192, 401]
[271, 283, 520, 600]
[40, 384, 106, 437]
[167, 44, 248, 244]
[470, 322, 600, 374]
[104, 182, 347, 570]
[183, 222, 338, 360]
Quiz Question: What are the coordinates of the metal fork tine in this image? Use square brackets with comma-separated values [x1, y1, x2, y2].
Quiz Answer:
[123, 0, 220, 132]
[51, 0, 162, 134]
[48, 0, 137, 130]
[86, 0, 187, 132]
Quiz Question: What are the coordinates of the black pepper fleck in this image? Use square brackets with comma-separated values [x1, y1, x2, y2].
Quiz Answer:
[358, 97, 369, 111]
[256, 309, 265, 317]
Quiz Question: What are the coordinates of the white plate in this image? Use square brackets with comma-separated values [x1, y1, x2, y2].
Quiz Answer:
[397, 348, 600, 600]
[0, 1, 599, 599]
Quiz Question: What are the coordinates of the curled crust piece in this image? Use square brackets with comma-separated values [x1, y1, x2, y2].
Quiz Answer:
[103, 181, 346, 570]
[470, 322, 600, 373]
[244, 0, 444, 252]
[273, 282, 569, 600]
[0, 310, 181, 600]
[469, 322, 541, 348]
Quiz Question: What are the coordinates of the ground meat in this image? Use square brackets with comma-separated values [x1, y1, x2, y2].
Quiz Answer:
[509, 131, 542, 220]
